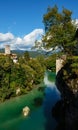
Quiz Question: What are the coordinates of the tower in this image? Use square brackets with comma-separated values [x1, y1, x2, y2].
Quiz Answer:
[5, 45, 10, 54]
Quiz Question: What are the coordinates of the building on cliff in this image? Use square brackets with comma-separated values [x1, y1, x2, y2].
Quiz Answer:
[0, 45, 18, 63]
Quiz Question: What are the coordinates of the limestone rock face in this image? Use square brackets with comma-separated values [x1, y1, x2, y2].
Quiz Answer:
[23, 106, 30, 116]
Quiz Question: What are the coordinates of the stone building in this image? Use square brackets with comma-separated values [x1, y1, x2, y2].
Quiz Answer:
[5, 45, 10, 54]
[0, 45, 18, 63]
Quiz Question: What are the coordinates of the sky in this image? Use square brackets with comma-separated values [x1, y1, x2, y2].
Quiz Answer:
[0, 0, 78, 50]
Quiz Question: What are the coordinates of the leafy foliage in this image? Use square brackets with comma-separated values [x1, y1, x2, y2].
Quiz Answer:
[0, 54, 45, 102]
[44, 54, 56, 72]
[42, 5, 77, 55]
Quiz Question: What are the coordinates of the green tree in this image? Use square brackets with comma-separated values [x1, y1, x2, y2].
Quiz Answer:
[29, 58, 45, 84]
[45, 54, 56, 72]
[42, 5, 77, 55]
[24, 51, 30, 61]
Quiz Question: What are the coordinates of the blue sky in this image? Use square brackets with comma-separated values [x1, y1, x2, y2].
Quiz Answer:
[0, 0, 78, 50]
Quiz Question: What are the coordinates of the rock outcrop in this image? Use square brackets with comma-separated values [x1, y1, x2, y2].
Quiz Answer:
[56, 63, 78, 99]
[52, 61, 78, 130]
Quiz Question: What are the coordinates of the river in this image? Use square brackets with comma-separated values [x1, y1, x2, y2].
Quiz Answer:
[0, 71, 60, 130]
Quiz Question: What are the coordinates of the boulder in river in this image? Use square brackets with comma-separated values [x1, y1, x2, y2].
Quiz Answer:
[23, 106, 30, 116]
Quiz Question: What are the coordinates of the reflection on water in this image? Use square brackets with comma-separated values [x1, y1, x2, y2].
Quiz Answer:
[52, 69, 78, 130]
[44, 72, 60, 93]
[43, 72, 60, 130]
[52, 98, 78, 130]
[0, 71, 60, 130]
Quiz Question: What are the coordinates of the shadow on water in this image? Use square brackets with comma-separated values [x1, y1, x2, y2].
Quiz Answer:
[43, 87, 60, 130]
[1, 69, 78, 130]
[51, 68, 78, 130]
[43, 72, 61, 130]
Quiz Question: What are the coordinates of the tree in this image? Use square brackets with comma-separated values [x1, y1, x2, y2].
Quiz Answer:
[42, 5, 77, 55]
[24, 51, 30, 61]
[29, 58, 45, 84]
[45, 54, 56, 72]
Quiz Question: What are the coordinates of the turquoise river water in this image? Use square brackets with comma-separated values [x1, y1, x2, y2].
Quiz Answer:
[0, 71, 60, 130]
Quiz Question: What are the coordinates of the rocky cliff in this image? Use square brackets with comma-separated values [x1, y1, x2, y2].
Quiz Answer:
[52, 59, 78, 130]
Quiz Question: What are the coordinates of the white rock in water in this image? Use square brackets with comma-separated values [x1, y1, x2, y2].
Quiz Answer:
[23, 106, 30, 116]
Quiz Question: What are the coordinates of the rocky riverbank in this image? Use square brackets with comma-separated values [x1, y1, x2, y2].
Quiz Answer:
[52, 60, 78, 130]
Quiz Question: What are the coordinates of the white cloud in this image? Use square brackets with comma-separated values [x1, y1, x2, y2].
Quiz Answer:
[72, 19, 78, 28]
[75, 19, 78, 24]
[23, 29, 44, 45]
[0, 32, 14, 42]
[0, 29, 44, 50]
[75, 19, 78, 28]
[15, 37, 22, 44]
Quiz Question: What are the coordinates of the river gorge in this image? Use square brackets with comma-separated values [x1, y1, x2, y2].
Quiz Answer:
[0, 71, 60, 130]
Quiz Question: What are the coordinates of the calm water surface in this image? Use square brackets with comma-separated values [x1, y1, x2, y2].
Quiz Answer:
[0, 71, 60, 130]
